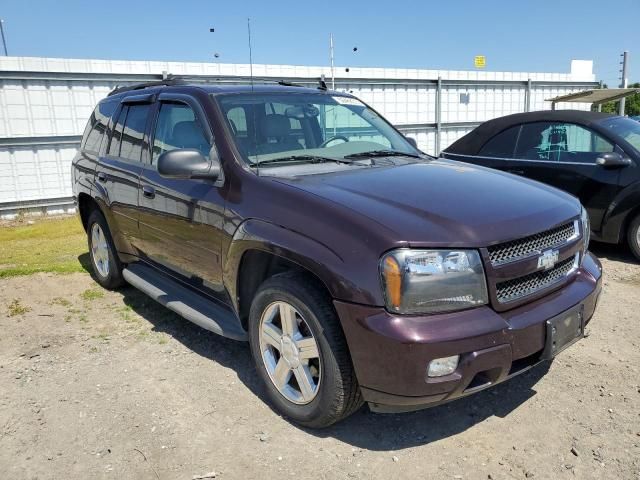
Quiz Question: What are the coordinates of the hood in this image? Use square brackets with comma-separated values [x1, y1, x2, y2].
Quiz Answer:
[274, 160, 581, 247]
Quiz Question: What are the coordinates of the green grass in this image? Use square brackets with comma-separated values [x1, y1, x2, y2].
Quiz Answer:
[81, 288, 104, 301]
[50, 297, 72, 307]
[7, 299, 30, 317]
[0, 216, 87, 278]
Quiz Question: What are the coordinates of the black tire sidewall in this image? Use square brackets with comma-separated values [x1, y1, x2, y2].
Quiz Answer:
[628, 215, 640, 261]
[248, 278, 346, 427]
[87, 209, 124, 289]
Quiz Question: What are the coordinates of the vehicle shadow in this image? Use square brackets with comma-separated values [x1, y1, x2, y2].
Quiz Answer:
[589, 241, 638, 264]
[114, 281, 550, 451]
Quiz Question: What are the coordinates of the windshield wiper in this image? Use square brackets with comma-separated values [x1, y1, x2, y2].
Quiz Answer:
[343, 149, 424, 160]
[252, 155, 356, 167]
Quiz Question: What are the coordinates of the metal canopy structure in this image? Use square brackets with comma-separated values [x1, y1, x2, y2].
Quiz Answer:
[547, 88, 640, 110]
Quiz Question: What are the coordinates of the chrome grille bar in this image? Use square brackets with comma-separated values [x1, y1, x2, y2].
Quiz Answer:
[487, 221, 578, 266]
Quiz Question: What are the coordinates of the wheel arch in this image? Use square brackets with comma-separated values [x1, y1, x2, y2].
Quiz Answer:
[224, 219, 363, 332]
[599, 183, 640, 244]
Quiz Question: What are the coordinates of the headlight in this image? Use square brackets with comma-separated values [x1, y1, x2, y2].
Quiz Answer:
[581, 207, 590, 255]
[380, 249, 489, 314]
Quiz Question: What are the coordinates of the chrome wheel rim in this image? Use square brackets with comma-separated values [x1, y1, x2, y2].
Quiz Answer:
[259, 301, 321, 405]
[90, 223, 110, 278]
[636, 226, 640, 249]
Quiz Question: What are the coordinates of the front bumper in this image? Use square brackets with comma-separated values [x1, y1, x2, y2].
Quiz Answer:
[334, 252, 602, 413]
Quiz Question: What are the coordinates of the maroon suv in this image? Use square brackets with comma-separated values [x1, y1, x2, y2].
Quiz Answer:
[72, 80, 602, 427]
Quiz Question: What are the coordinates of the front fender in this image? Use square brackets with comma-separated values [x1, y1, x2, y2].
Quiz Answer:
[224, 219, 383, 313]
[599, 182, 640, 243]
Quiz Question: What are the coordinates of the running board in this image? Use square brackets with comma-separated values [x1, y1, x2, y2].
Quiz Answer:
[122, 263, 248, 341]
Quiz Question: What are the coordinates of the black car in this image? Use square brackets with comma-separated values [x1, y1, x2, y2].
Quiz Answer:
[442, 110, 640, 260]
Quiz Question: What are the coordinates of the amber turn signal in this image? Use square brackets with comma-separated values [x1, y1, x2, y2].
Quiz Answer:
[383, 255, 402, 310]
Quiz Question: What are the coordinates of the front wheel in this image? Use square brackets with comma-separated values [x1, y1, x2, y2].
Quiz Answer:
[627, 213, 640, 261]
[248, 273, 363, 428]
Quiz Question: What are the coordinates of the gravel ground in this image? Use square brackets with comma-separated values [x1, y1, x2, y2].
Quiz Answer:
[0, 244, 639, 480]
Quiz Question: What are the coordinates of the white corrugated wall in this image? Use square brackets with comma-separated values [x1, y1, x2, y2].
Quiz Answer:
[0, 56, 597, 216]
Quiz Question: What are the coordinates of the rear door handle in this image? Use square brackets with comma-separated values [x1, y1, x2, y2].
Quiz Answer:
[97, 172, 107, 183]
[142, 185, 155, 199]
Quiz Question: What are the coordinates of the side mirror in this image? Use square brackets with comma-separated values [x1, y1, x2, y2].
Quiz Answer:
[596, 152, 632, 168]
[405, 136, 418, 149]
[157, 148, 221, 181]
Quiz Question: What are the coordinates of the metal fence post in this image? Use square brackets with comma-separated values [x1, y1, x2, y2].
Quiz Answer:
[619, 51, 629, 116]
[435, 76, 442, 156]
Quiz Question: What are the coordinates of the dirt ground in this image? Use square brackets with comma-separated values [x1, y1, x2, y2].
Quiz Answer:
[0, 245, 639, 480]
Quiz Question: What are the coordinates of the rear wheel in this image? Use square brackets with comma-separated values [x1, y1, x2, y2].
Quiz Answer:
[627, 213, 640, 261]
[248, 273, 363, 428]
[87, 209, 125, 289]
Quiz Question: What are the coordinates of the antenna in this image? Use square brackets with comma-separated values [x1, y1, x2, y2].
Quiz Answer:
[247, 17, 259, 173]
[247, 17, 254, 91]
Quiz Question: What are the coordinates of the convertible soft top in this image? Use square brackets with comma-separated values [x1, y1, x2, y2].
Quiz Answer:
[445, 110, 618, 156]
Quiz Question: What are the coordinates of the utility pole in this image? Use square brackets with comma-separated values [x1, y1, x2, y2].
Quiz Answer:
[329, 33, 335, 90]
[0, 19, 8, 56]
[619, 51, 629, 116]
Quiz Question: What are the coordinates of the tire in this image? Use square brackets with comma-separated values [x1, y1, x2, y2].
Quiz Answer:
[248, 272, 363, 428]
[86, 208, 125, 289]
[627, 213, 640, 261]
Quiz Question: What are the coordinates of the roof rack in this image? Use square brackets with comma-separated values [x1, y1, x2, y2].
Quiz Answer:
[277, 80, 304, 87]
[107, 77, 186, 97]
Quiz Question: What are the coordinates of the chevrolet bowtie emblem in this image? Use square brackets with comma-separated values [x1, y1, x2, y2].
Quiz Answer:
[537, 249, 559, 271]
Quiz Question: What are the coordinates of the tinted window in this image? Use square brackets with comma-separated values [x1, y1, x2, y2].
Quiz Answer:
[226, 106, 247, 136]
[119, 104, 150, 162]
[108, 106, 127, 157]
[81, 102, 117, 154]
[515, 122, 614, 163]
[478, 125, 520, 158]
[598, 117, 640, 153]
[152, 103, 210, 162]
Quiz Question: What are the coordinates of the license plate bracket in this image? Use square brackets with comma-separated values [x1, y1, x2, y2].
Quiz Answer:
[541, 304, 584, 360]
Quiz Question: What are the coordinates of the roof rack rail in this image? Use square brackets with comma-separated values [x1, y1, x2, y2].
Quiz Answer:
[277, 80, 304, 87]
[107, 76, 186, 97]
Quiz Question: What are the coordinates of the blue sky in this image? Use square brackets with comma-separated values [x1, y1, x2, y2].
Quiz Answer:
[2, 0, 638, 85]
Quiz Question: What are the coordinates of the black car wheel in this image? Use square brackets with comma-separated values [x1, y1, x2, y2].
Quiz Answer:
[627, 213, 640, 261]
[248, 272, 363, 428]
[87, 209, 125, 289]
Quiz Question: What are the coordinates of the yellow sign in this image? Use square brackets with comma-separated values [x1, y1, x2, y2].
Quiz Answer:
[474, 55, 486, 69]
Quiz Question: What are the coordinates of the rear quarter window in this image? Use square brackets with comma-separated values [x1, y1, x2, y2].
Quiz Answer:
[478, 125, 520, 158]
[81, 101, 117, 154]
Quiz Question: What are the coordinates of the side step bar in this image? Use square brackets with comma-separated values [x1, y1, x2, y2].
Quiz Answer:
[122, 263, 248, 341]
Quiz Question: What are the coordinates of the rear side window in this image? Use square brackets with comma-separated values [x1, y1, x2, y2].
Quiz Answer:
[152, 103, 210, 162]
[119, 104, 151, 161]
[108, 103, 151, 161]
[478, 125, 520, 158]
[108, 107, 127, 157]
[81, 101, 117, 154]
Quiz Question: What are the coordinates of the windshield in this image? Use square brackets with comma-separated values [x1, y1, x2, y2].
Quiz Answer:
[598, 117, 640, 153]
[215, 92, 422, 168]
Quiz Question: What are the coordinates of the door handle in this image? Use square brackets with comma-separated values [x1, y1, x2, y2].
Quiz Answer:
[508, 169, 525, 175]
[142, 185, 155, 199]
[97, 172, 107, 183]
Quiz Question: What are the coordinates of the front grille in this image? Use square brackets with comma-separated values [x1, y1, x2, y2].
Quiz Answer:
[487, 221, 578, 265]
[495, 254, 578, 304]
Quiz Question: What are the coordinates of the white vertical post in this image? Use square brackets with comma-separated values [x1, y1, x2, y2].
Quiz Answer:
[329, 33, 335, 91]
[0, 19, 8, 56]
[619, 51, 629, 116]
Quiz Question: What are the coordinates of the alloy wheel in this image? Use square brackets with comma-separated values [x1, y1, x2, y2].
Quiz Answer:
[258, 301, 322, 405]
[90, 223, 110, 278]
